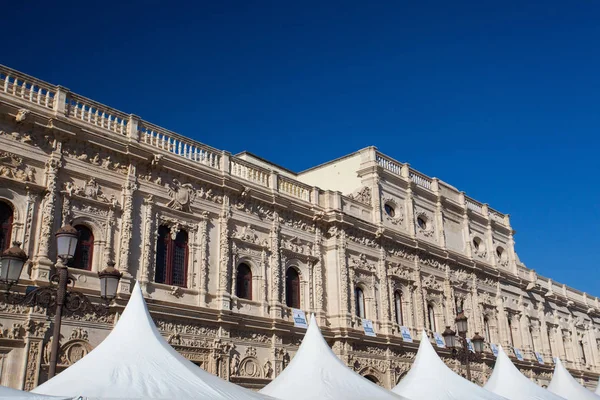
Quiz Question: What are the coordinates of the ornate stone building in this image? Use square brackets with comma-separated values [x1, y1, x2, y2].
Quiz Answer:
[0, 64, 598, 391]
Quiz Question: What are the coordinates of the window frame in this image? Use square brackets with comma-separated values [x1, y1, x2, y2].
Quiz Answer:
[394, 290, 403, 325]
[235, 263, 253, 300]
[0, 202, 13, 252]
[71, 225, 94, 271]
[155, 225, 189, 287]
[355, 287, 366, 319]
[285, 267, 301, 309]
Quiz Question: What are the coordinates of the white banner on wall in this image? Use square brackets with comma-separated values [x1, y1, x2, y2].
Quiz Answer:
[535, 352, 544, 365]
[362, 319, 376, 337]
[514, 348, 524, 361]
[292, 309, 308, 329]
[433, 332, 446, 348]
[466, 339, 475, 353]
[490, 343, 499, 357]
[400, 326, 413, 342]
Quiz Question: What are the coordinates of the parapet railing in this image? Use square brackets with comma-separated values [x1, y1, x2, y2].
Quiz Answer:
[0, 64, 322, 205]
[376, 151, 509, 225]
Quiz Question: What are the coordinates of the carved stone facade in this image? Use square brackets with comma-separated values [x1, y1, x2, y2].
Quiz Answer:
[0, 65, 598, 391]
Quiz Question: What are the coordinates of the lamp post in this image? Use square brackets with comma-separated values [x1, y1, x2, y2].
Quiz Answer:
[442, 311, 486, 381]
[0, 223, 122, 379]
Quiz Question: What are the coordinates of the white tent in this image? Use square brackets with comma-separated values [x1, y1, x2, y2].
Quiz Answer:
[484, 346, 565, 400]
[547, 358, 600, 400]
[596, 378, 600, 395]
[0, 385, 71, 400]
[392, 331, 506, 400]
[260, 314, 407, 400]
[32, 282, 275, 400]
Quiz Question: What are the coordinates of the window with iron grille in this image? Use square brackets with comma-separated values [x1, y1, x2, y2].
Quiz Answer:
[155, 225, 188, 287]
[71, 225, 94, 270]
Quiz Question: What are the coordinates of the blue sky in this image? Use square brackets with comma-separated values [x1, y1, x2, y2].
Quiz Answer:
[4, 1, 599, 295]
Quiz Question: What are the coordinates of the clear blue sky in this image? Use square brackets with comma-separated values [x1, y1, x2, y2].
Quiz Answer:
[4, 1, 599, 295]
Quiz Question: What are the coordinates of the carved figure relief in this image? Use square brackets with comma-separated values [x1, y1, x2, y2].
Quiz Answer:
[167, 179, 196, 212]
[350, 253, 377, 273]
[0, 152, 35, 182]
[348, 186, 372, 205]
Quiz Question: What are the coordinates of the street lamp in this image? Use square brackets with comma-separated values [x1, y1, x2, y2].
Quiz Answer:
[0, 223, 122, 379]
[441, 312, 486, 381]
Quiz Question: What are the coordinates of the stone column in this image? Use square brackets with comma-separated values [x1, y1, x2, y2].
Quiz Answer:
[22, 190, 37, 255]
[495, 297, 511, 347]
[537, 305, 552, 360]
[377, 246, 392, 334]
[139, 195, 155, 294]
[260, 249, 268, 316]
[117, 171, 138, 290]
[458, 192, 472, 259]
[313, 225, 326, 319]
[21, 320, 48, 391]
[198, 211, 210, 306]
[482, 204, 496, 268]
[269, 213, 282, 318]
[35, 154, 62, 270]
[217, 195, 231, 310]
[338, 229, 351, 326]
[103, 202, 117, 266]
[413, 262, 425, 333]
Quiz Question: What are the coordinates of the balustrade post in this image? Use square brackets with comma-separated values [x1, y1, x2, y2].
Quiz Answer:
[53, 86, 69, 116]
[270, 170, 279, 194]
[220, 151, 230, 175]
[400, 163, 410, 179]
[128, 114, 140, 141]
[311, 187, 319, 206]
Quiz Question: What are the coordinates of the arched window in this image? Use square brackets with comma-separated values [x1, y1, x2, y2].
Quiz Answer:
[71, 225, 94, 270]
[355, 287, 365, 319]
[155, 226, 189, 287]
[427, 304, 436, 332]
[483, 317, 491, 342]
[0, 202, 13, 251]
[456, 298, 464, 314]
[285, 267, 300, 308]
[507, 316, 514, 346]
[394, 290, 403, 325]
[236, 263, 252, 300]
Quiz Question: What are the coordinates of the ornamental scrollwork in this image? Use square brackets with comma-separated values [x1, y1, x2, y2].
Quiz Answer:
[348, 186, 372, 205]
[166, 179, 196, 212]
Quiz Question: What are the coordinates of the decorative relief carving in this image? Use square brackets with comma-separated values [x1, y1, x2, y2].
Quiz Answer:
[232, 190, 274, 221]
[382, 196, 404, 225]
[281, 235, 313, 256]
[0, 152, 35, 182]
[230, 329, 271, 344]
[63, 140, 129, 175]
[278, 210, 314, 232]
[388, 263, 413, 280]
[231, 224, 269, 247]
[350, 253, 376, 273]
[348, 186, 371, 205]
[23, 341, 41, 391]
[422, 274, 443, 292]
[166, 179, 196, 212]
[64, 178, 117, 205]
[345, 227, 377, 248]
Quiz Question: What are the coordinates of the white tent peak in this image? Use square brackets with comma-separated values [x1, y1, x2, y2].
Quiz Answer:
[33, 280, 273, 400]
[485, 345, 565, 400]
[392, 330, 506, 400]
[260, 316, 407, 400]
[548, 357, 600, 400]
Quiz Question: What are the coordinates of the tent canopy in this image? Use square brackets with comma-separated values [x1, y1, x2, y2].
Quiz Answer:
[484, 346, 565, 400]
[0, 385, 71, 400]
[33, 282, 274, 400]
[547, 358, 600, 400]
[392, 331, 506, 400]
[260, 314, 407, 400]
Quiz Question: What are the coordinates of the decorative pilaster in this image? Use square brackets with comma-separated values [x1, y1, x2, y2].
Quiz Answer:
[459, 192, 472, 258]
[313, 225, 325, 316]
[198, 211, 210, 306]
[432, 178, 446, 249]
[140, 195, 154, 294]
[22, 190, 37, 254]
[103, 203, 116, 266]
[260, 249, 268, 316]
[217, 194, 231, 310]
[22, 320, 48, 391]
[378, 245, 392, 334]
[269, 211, 282, 318]
[35, 154, 62, 268]
[495, 295, 511, 348]
[338, 229, 351, 325]
[117, 169, 138, 284]
[413, 261, 425, 333]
